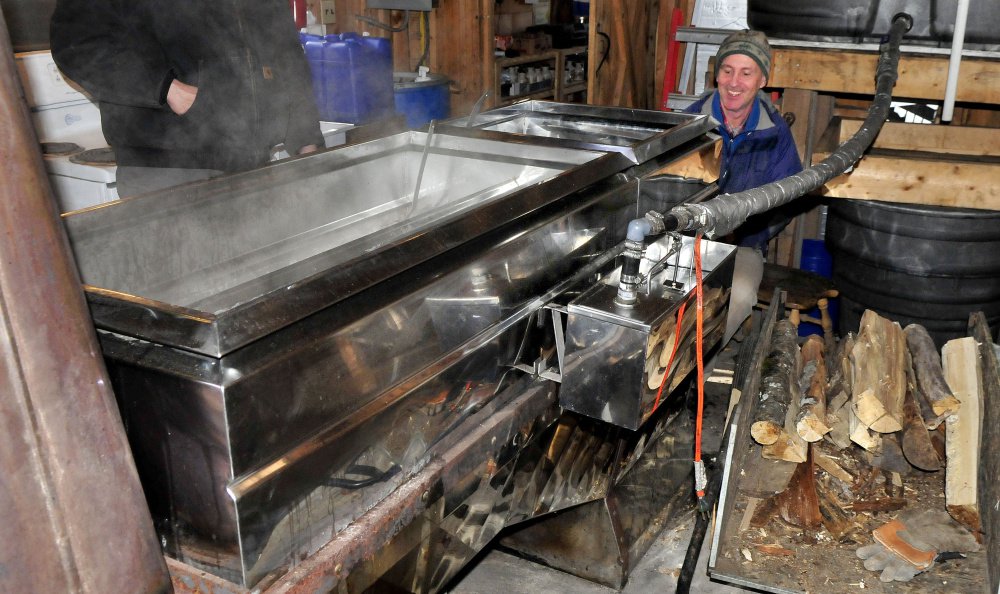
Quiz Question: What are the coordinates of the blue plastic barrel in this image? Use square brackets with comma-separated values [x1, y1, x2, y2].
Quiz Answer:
[302, 33, 394, 124]
[302, 34, 327, 120]
[799, 238, 838, 337]
[393, 72, 451, 129]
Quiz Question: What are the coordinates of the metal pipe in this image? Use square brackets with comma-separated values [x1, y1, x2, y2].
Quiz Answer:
[467, 89, 490, 127]
[614, 182, 718, 306]
[663, 13, 914, 238]
[409, 119, 436, 215]
[942, 0, 970, 122]
[0, 9, 170, 592]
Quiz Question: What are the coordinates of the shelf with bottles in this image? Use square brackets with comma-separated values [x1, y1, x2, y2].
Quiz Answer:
[495, 51, 559, 106]
[556, 46, 588, 101]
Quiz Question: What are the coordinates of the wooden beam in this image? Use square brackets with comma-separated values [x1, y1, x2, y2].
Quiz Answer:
[942, 336, 983, 537]
[651, 138, 719, 181]
[970, 312, 1000, 594]
[816, 152, 1000, 211]
[770, 47, 1000, 105]
[589, 0, 653, 108]
[432, 0, 487, 116]
[652, 0, 674, 109]
[840, 119, 1000, 156]
[481, 0, 495, 109]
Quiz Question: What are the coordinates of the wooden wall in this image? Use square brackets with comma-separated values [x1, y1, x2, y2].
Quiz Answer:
[588, 1, 653, 107]
[305, 0, 705, 115]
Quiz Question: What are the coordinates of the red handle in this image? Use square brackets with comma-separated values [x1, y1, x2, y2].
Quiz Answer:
[290, 0, 306, 29]
[660, 8, 684, 110]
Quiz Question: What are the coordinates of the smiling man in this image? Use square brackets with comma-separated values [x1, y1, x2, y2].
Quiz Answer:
[686, 30, 803, 255]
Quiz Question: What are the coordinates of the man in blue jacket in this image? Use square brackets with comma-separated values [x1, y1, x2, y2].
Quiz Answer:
[50, 0, 323, 197]
[686, 30, 803, 254]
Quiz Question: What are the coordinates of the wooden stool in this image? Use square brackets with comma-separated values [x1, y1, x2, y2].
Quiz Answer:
[757, 263, 838, 351]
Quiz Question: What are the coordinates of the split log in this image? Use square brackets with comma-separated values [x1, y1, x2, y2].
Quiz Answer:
[854, 388, 900, 433]
[740, 449, 798, 497]
[824, 334, 855, 450]
[913, 370, 948, 431]
[796, 335, 830, 442]
[942, 336, 983, 538]
[830, 332, 856, 398]
[762, 432, 808, 463]
[770, 447, 823, 529]
[751, 319, 799, 446]
[814, 447, 854, 484]
[900, 349, 942, 471]
[657, 287, 724, 369]
[868, 432, 911, 475]
[845, 498, 908, 513]
[851, 310, 906, 433]
[825, 390, 852, 450]
[904, 323, 962, 418]
[645, 342, 666, 390]
[816, 479, 862, 543]
[751, 328, 810, 462]
[849, 401, 882, 453]
[645, 288, 727, 391]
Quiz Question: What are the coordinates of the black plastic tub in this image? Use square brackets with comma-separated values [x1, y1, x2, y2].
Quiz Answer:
[826, 199, 1000, 347]
[749, 0, 1000, 50]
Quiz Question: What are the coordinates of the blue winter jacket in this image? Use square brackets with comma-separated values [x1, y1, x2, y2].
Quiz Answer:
[686, 90, 802, 193]
[685, 90, 803, 250]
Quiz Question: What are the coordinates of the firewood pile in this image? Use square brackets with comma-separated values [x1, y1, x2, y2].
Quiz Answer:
[732, 308, 989, 590]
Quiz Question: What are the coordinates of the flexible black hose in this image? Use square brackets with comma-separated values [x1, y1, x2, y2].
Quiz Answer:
[596, 31, 611, 73]
[676, 490, 712, 593]
[664, 13, 914, 237]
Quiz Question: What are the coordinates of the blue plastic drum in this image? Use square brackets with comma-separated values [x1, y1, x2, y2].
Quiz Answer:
[393, 72, 451, 130]
[302, 33, 394, 124]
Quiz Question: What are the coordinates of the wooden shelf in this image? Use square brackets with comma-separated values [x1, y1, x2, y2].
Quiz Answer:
[493, 46, 589, 107]
[556, 46, 589, 103]
[495, 51, 559, 107]
[496, 50, 559, 69]
[558, 45, 588, 57]
[499, 87, 556, 105]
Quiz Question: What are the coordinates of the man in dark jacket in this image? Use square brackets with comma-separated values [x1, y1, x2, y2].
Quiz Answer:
[50, 0, 324, 196]
[686, 30, 803, 254]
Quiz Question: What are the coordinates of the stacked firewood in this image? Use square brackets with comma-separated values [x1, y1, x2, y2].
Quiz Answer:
[644, 286, 728, 393]
[748, 309, 984, 541]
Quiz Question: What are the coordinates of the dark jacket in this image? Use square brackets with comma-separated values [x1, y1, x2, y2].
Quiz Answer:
[686, 89, 803, 251]
[50, 0, 323, 172]
[686, 89, 802, 193]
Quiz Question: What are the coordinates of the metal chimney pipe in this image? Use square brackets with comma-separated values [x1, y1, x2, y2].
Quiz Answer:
[0, 8, 171, 593]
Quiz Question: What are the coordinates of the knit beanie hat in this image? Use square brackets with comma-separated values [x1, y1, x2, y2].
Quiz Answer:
[716, 30, 771, 80]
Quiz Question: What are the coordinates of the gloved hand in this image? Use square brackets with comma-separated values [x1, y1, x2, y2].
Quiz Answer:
[856, 509, 980, 582]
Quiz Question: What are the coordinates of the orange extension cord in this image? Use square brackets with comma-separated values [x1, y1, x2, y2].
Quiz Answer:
[693, 233, 707, 509]
[651, 234, 708, 508]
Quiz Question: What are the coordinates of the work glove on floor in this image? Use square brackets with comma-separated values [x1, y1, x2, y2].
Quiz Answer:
[856, 509, 980, 582]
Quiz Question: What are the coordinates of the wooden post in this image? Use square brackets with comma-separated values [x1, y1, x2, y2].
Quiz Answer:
[770, 89, 834, 267]
[942, 336, 984, 538]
